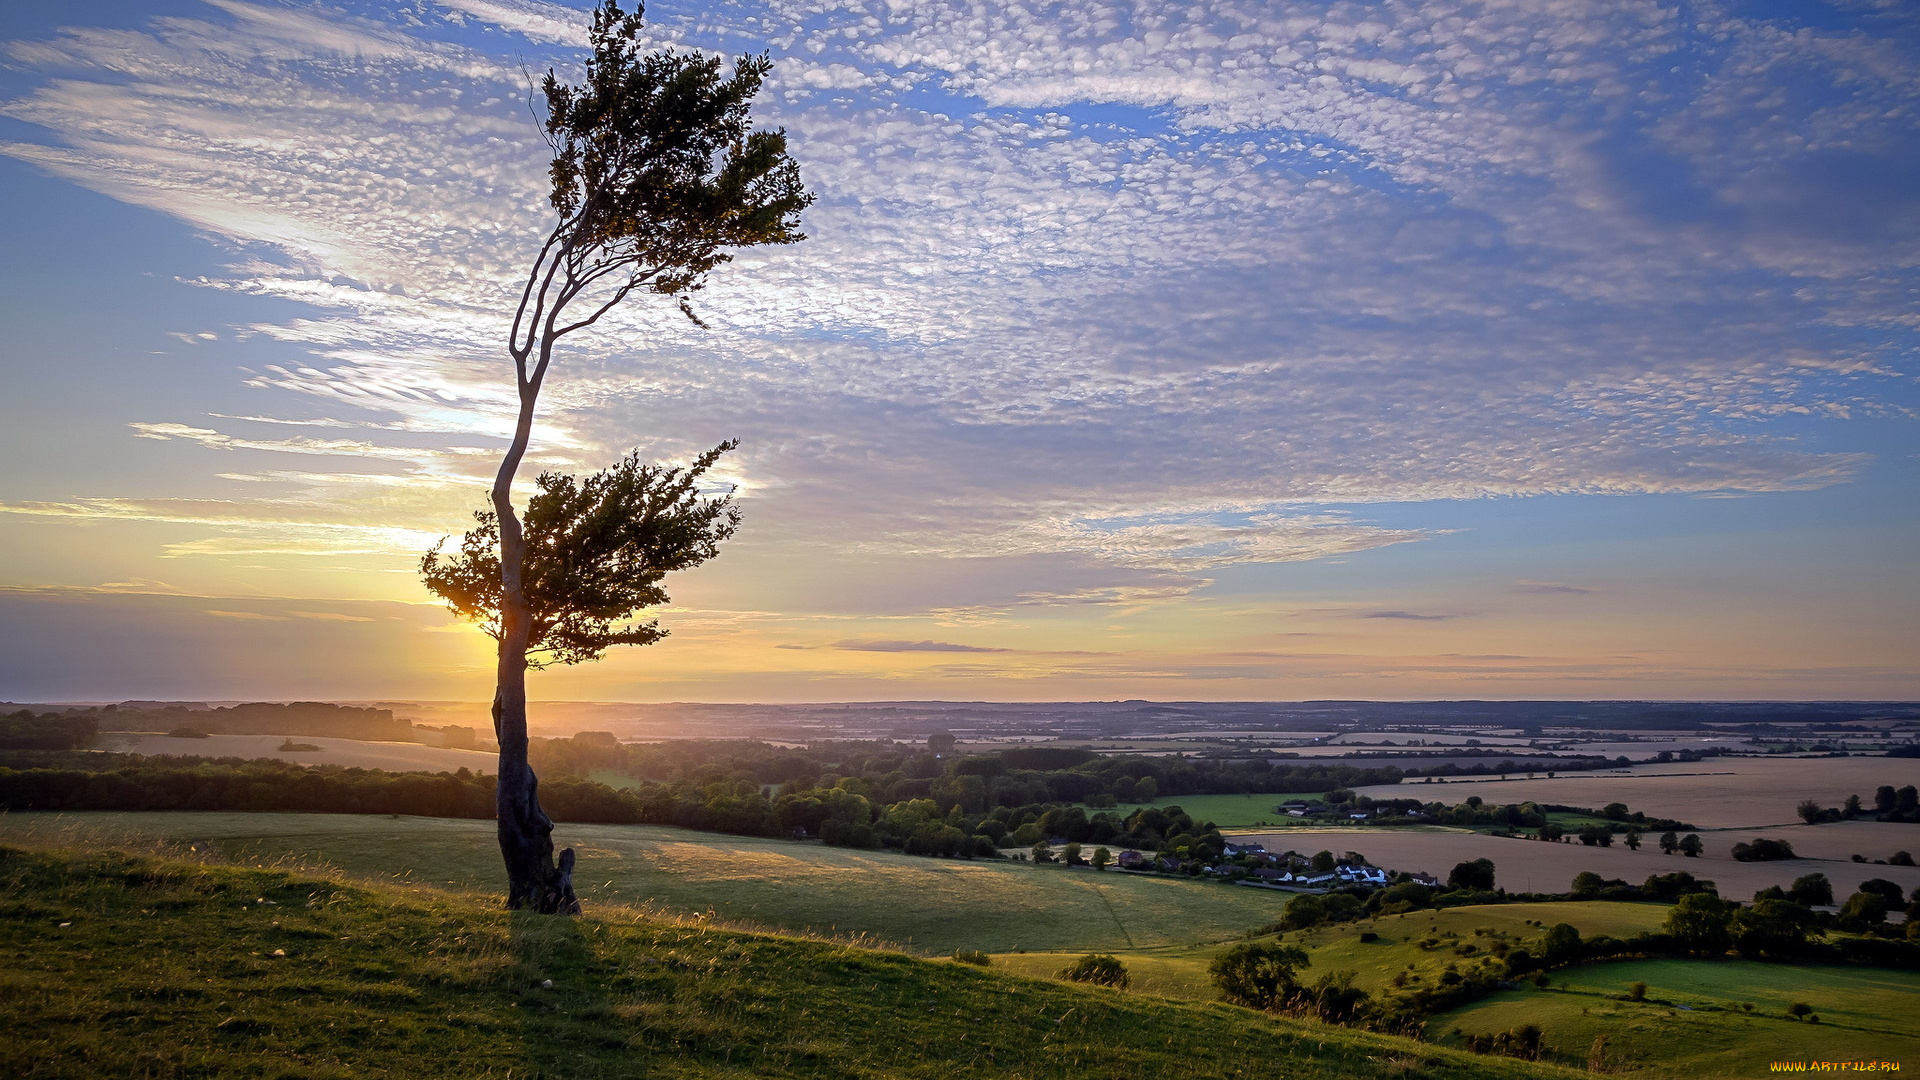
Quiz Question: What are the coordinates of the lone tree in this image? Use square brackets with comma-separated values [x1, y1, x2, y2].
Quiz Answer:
[439, 0, 809, 913]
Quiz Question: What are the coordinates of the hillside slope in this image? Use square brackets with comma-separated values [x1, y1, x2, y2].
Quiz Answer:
[0, 845, 1577, 1080]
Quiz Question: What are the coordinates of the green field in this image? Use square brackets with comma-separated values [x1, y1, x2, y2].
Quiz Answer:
[0, 843, 1583, 1080]
[1071, 793, 1328, 830]
[0, 811, 1304, 955]
[1429, 959, 1920, 1076]
[993, 900, 1676, 1002]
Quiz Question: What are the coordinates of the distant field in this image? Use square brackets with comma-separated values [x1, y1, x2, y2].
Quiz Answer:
[1355, 756, 1916, 830]
[1070, 793, 1326, 829]
[97, 732, 497, 774]
[1712, 819, 1920, 864]
[0, 811, 1302, 955]
[1230, 827, 1920, 901]
[1430, 959, 1920, 1075]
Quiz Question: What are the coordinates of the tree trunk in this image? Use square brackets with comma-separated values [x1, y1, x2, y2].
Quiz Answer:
[490, 361, 579, 915]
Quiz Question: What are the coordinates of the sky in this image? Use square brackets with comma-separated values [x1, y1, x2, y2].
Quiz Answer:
[0, 0, 1916, 704]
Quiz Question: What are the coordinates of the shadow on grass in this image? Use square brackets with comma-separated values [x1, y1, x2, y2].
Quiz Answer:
[509, 911, 637, 1079]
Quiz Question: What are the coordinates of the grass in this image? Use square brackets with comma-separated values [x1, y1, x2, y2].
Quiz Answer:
[1070, 793, 1329, 830]
[0, 811, 1309, 956]
[0, 842, 1583, 1080]
[1427, 959, 1920, 1076]
[990, 901, 1678, 1003]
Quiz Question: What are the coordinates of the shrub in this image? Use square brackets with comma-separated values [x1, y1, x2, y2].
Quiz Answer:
[1058, 953, 1129, 989]
[951, 949, 990, 966]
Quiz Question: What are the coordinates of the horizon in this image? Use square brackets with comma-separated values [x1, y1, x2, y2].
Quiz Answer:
[3, 0, 1917, 703]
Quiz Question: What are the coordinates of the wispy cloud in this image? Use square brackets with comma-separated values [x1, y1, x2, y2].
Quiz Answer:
[829, 639, 1012, 654]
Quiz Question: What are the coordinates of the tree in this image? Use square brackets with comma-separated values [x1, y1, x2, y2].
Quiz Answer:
[926, 732, 956, 756]
[1787, 873, 1833, 907]
[1796, 799, 1826, 825]
[1571, 871, 1605, 896]
[1662, 892, 1732, 956]
[1875, 785, 1899, 814]
[1062, 842, 1084, 866]
[1839, 891, 1889, 926]
[1679, 833, 1704, 858]
[1732, 899, 1820, 960]
[1540, 922, 1583, 967]
[1091, 846, 1112, 871]
[1856, 878, 1907, 911]
[1310, 849, 1337, 873]
[1210, 942, 1311, 1010]
[1624, 829, 1642, 851]
[1659, 830, 1679, 854]
[1059, 953, 1130, 989]
[456, 0, 810, 913]
[1448, 858, 1496, 891]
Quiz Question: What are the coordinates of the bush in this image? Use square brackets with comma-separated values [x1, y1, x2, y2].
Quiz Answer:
[1209, 942, 1309, 1010]
[1730, 838, 1796, 862]
[1058, 954, 1129, 989]
[951, 949, 990, 966]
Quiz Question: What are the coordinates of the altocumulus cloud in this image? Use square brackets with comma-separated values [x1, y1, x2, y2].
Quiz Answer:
[0, 0, 1913, 614]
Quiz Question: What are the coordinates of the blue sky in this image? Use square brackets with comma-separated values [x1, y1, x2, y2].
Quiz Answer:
[0, 0, 1915, 702]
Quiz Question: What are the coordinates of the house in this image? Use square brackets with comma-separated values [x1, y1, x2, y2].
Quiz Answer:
[1409, 872, 1442, 887]
[1336, 866, 1389, 887]
[1223, 842, 1267, 857]
[1286, 809, 1308, 817]
[1348, 813, 1368, 821]
[1116, 849, 1148, 870]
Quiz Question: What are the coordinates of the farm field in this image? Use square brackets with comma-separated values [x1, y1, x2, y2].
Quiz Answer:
[1354, 756, 1917, 829]
[1711, 819, 1920, 864]
[1068, 792, 1326, 829]
[97, 732, 498, 774]
[1430, 959, 1920, 1076]
[0, 811, 1300, 956]
[1232, 827, 1920, 901]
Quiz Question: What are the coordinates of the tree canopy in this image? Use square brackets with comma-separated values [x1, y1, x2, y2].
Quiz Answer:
[422, 442, 739, 668]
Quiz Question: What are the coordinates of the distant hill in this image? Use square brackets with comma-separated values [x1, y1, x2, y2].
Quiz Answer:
[93, 701, 416, 741]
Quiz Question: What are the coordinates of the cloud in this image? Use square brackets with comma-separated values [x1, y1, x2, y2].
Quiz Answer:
[829, 639, 1012, 653]
[1361, 611, 1455, 621]
[0, 0, 1911, 627]
[1513, 581, 1600, 595]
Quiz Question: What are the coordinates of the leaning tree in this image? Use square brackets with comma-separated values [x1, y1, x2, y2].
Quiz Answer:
[442, 0, 810, 913]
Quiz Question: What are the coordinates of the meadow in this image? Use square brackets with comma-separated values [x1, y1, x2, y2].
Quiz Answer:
[1429, 959, 1920, 1075]
[1067, 792, 1326, 830]
[0, 844, 1581, 1080]
[991, 901, 1675, 1003]
[0, 811, 1301, 955]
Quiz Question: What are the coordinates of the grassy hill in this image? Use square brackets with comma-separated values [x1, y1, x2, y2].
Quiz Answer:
[1429, 959, 1920, 1075]
[0, 812, 1307, 955]
[0, 843, 1579, 1080]
[991, 901, 1676, 1002]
